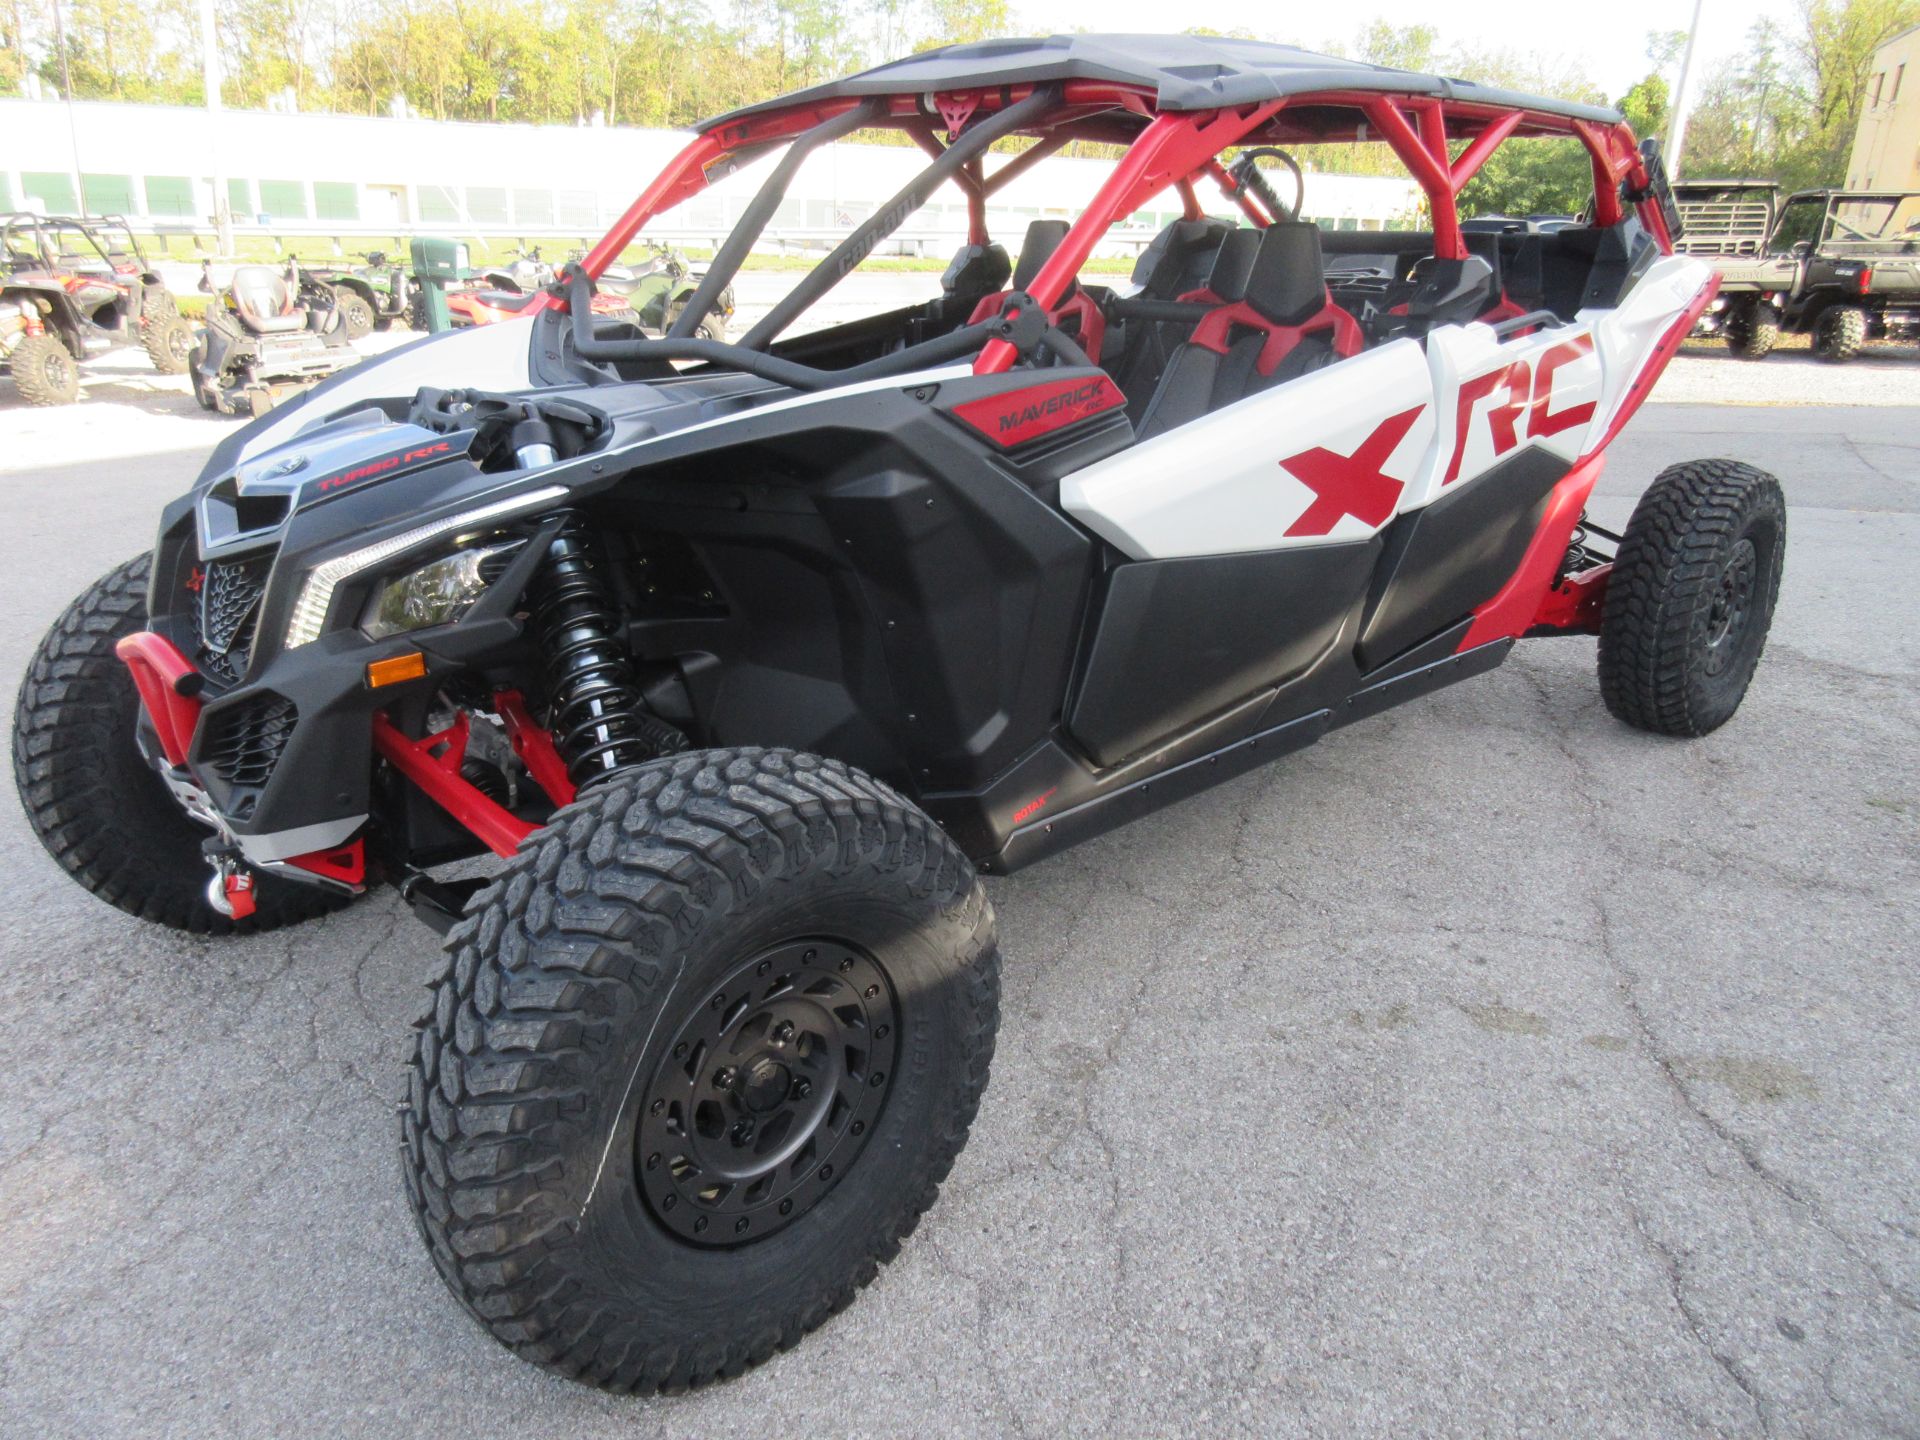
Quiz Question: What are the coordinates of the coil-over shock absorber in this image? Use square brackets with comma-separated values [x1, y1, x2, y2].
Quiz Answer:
[525, 513, 685, 788]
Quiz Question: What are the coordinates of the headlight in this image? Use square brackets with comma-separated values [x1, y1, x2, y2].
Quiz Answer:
[282, 486, 567, 649]
[360, 540, 522, 640]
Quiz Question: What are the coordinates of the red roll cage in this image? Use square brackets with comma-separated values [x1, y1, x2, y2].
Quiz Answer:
[555, 81, 1668, 376]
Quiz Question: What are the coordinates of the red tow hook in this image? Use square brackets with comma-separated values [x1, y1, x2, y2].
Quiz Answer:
[114, 631, 203, 766]
[221, 866, 258, 920]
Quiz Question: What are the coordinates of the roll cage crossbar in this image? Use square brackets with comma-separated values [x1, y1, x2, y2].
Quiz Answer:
[547, 78, 1667, 381]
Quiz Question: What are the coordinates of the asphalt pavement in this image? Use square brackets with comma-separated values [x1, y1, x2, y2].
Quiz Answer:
[0, 398, 1914, 1439]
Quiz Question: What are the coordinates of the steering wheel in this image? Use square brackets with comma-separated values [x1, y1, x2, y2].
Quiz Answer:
[1229, 148, 1306, 223]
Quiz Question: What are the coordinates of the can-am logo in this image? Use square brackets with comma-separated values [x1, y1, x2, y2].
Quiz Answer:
[950, 375, 1123, 449]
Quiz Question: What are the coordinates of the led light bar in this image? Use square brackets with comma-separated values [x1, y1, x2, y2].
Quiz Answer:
[282, 486, 568, 650]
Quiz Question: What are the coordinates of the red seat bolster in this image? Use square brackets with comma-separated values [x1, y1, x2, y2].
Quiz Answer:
[1189, 294, 1363, 376]
[966, 288, 1105, 364]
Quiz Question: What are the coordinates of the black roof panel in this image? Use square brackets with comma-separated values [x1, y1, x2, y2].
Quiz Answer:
[702, 33, 1623, 130]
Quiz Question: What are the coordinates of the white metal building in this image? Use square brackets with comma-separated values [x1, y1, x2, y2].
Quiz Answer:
[0, 96, 1423, 251]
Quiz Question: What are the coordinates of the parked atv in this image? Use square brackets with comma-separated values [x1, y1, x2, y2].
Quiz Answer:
[1700, 189, 1919, 360]
[0, 212, 194, 404]
[15, 36, 1782, 1398]
[305, 250, 417, 339]
[598, 241, 736, 338]
[189, 260, 360, 416]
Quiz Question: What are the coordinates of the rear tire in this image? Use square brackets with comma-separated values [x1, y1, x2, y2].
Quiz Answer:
[1813, 305, 1866, 362]
[144, 314, 194, 374]
[13, 555, 349, 934]
[401, 748, 999, 1393]
[11, 333, 79, 406]
[1598, 460, 1786, 737]
[1723, 300, 1779, 359]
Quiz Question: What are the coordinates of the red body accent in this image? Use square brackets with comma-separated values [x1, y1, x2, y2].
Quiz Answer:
[114, 631, 202, 769]
[949, 374, 1124, 448]
[1455, 451, 1608, 650]
[493, 689, 577, 807]
[1187, 296, 1364, 375]
[285, 838, 366, 886]
[1281, 404, 1427, 537]
[370, 712, 534, 859]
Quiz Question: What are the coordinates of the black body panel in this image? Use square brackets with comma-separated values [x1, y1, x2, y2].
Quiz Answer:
[1356, 446, 1567, 671]
[1067, 541, 1375, 767]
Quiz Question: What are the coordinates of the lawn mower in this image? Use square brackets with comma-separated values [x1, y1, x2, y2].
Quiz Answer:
[15, 34, 1783, 1396]
[0, 212, 194, 404]
[188, 259, 361, 416]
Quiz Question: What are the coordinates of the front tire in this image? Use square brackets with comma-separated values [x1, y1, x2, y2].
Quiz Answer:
[1598, 460, 1786, 736]
[1813, 305, 1867, 362]
[336, 291, 376, 341]
[402, 748, 999, 1393]
[13, 555, 349, 933]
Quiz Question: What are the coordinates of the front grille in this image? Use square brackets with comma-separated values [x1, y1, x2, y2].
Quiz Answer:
[194, 552, 274, 684]
[202, 693, 297, 788]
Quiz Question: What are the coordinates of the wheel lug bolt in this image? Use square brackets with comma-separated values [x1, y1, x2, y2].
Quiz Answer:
[779, 1199, 794, 1215]
[804, 948, 818, 962]
[864, 984, 879, 999]
[672, 1042, 687, 1059]
[819, 1164, 833, 1180]
[870, 1071, 885, 1087]
[694, 1216, 708, 1233]
[874, 1024, 889, 1040]
[790, 1078, 811, 1099]
[662, 1194, 677, 1210]
[773, 1021, 795, 1044]
[735, 1217, 750, 1234]
[649, 1099, 665, 1115]
[851, 1121, 865, 1136]
[710, 993, 726, 1010]
[646, 1152, 661, 1169]
[757, 960, 771, 976]
[838, 957, 853, 973]
[713, 1066, 737, 1090]
[730, 1119, 755, 1143]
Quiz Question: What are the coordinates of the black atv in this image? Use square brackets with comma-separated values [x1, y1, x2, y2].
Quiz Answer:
[189, 260, 360, 416]
[0, 212, 195, 404]
[1703, 189, 1920, 361]
[15, 37, 1784, 1397]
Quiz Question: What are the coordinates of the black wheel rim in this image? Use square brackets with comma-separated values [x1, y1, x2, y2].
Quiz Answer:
[44, 350, 70, 387]
[637, 938, 899, 1247]
[1703, 537, 1758, 676]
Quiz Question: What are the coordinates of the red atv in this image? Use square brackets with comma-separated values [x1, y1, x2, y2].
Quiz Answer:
[15, 35, 1780, 1393]
[1, 212, 194, 404]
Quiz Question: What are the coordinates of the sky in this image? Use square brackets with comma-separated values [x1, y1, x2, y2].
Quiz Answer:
[1004, 0, 1807, 102]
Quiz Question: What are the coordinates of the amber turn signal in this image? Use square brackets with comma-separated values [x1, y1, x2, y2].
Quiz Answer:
[366, 652, 428, 688]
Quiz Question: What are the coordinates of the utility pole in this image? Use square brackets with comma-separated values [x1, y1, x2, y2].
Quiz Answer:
[1664, 0, 1707, 175]
[51, 0, 88, 212]
[200, 0, 234, 256]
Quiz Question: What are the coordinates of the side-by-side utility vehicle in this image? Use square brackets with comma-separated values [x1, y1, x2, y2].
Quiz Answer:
[14, 35, 1785, 1394]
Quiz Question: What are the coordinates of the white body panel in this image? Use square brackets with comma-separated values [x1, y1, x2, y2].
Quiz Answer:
[1063, 254, 1712, 560]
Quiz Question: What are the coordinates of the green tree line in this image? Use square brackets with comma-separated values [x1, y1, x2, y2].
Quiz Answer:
[2, 0, 1913, 204]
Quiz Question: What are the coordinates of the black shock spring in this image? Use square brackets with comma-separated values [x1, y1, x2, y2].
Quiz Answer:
[525, 513, 685, 788]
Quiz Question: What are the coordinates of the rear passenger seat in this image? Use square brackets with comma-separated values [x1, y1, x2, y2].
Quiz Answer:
[1134, 223, 1363, 441]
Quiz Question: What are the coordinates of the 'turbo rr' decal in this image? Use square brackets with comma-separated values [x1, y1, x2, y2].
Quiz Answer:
[311, 440, 456, 497]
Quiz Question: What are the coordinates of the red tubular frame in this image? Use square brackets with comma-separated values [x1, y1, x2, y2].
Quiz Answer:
[371, 711, 534, 858]
[114, 632, 202, 768]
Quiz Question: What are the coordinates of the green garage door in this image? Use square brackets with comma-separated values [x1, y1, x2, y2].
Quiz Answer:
[143, 176, 196, 218]
[22, 172, 78, 214]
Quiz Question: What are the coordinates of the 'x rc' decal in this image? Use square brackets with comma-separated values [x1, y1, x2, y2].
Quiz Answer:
[1281, 404, 1427, 538]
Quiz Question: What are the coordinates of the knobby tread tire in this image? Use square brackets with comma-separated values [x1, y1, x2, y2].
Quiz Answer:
[11, 332, 79, 406]
[1597, 459, 1786, 737]
[12, 554, 347, 934]
[336, 292, 376, 341]
[1724, 301, 1779, 359]
[401, 747, 999, 1395]
[1814, 305, 1866, 362]
[143, 314, 193, 375]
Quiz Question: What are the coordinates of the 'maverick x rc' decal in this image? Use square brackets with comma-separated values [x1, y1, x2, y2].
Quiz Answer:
[949, 374, 1124, 449]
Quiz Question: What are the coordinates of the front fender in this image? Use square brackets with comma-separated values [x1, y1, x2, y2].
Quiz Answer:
[193, 315, 539, 485]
